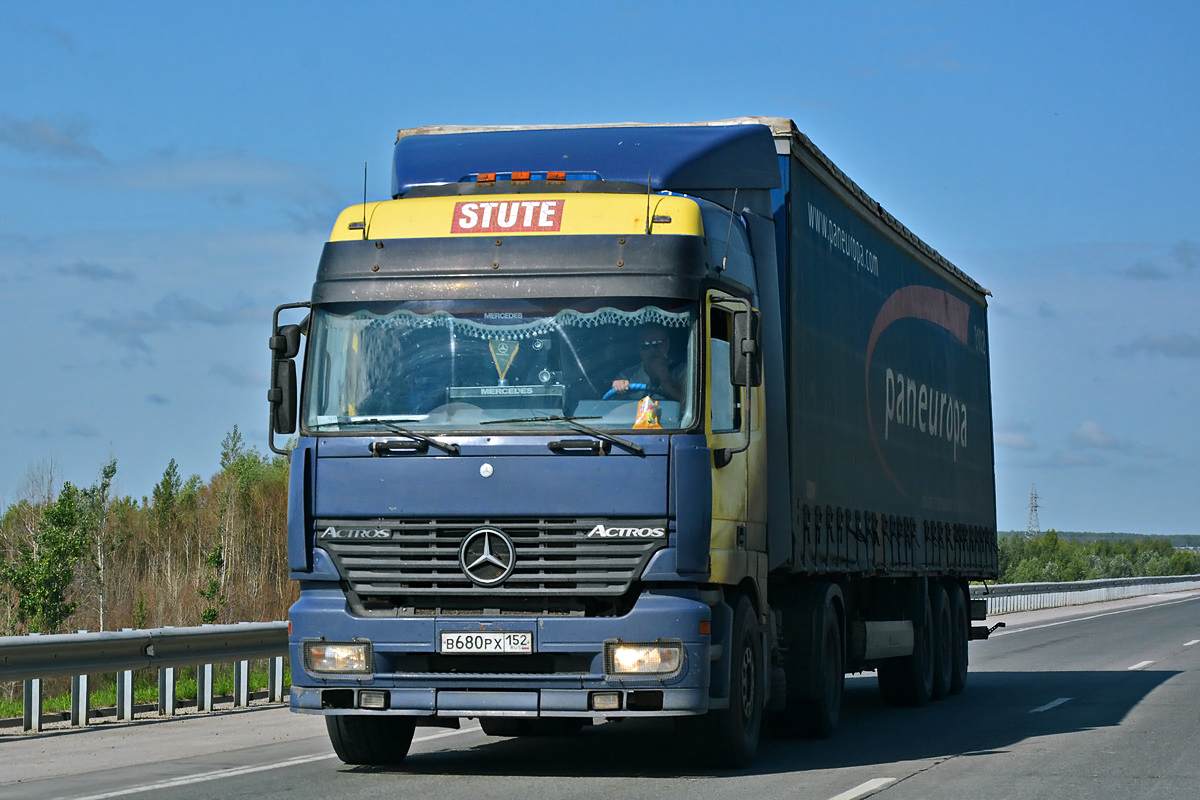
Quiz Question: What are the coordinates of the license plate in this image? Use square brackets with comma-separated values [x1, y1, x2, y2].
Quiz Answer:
[440, 631, 533, 655]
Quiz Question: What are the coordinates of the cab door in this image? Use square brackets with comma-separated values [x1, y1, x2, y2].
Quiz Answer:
[706, 290, 756, 587]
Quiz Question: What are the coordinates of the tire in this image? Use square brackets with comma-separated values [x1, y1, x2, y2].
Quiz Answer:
[930, 584, 953, 701]
[325, 715, 416, 766]
[677, 595, 763, 768]
[878, 585, 933, 708]
[776, 584, 843, 739]
[947, 582, 970, 695]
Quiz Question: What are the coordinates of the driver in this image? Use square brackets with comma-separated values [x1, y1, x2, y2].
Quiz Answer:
[611, 325, 685, 402]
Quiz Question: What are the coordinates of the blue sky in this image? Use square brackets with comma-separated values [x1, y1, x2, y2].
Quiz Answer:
[1, 1, 1196, 535]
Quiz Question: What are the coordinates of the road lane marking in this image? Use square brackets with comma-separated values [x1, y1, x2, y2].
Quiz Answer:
[56, 725, 482, 799]
[55, 754, 339, 800]
[828, 778, 897, 800]
[990, 594, 1200, 637]
[1128, 660, 1154, 670]
[1029, 697, 1072, 714]
[412, 726, 484, 743]
[1185, 640, 1199, 647]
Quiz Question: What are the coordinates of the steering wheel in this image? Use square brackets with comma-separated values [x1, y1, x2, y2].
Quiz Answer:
[602, 382, 648, 400]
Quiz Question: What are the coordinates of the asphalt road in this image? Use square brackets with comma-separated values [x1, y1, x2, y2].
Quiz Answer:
[4, 591, 1198, 800]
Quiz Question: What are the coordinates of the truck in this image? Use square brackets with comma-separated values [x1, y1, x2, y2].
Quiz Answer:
[269, 116, 999, 768]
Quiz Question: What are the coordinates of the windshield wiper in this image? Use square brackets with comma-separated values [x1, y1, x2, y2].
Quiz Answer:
[481, 415, 643, 456]
[324, 418, 461, 455]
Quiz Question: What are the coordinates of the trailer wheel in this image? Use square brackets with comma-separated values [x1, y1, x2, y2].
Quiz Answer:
[678, 595, 762, 767]
[948, 583, 970, 695]
[930, 584, 953, 700]
[775, 583, 843, 738]
[877, 588, 933, 707]
[325, 715, 416, 765]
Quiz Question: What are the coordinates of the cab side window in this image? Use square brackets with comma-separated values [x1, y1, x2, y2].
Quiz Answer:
[709, 306, 740, 433]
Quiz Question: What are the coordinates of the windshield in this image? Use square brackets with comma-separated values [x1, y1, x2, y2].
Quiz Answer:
[302, 298, 698, 433]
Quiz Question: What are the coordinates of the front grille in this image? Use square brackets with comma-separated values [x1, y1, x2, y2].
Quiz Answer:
[316, 518, 667, 613]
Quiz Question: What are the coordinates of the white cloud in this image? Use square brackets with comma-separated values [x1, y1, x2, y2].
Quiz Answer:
[995, 421, 1036, 451]
[209, 363, 262, 388]
[1121, 261, 1171, 281]
[1070, 421, 1123, 450]
[59, 260, 136, 283]
[118, 151, 317, 195]
[1114, 332, 1200, 359]
[996, 431, 1036, 451]
[0, 114, 105, 161]
[1173, 240, 1200, 270]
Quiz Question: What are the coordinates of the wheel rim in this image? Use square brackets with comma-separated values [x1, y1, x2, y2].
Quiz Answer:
[740, 640, 756, 724]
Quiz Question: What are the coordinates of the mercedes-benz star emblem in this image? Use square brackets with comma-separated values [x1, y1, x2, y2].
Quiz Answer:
[459, 527, 516, 586]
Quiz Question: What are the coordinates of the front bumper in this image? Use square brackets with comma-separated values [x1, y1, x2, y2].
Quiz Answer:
[288, 587, 713, 718]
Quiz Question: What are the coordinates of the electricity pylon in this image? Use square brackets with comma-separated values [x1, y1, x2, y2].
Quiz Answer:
[1025, 484, 1041, 539]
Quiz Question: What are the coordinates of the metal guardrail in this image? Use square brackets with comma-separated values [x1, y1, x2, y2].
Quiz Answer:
[4, 576, 1199, 733]
[971, 574, 1200, 615]
[0, 622, 288, 732]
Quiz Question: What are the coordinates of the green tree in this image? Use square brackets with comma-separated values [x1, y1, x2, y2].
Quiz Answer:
[0, 483, 90, 633]
[220, 424, 246, 470]
[199, 543, 227, 624]
[151, 458, 182, 532]
[84, 458, 119, 630]
[151, 458, 183, 587]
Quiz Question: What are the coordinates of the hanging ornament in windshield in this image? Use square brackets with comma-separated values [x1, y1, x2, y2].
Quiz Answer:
[489, 339, 520, 384]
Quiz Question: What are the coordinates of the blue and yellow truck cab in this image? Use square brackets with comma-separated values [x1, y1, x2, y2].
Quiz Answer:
[270, 118, 998, 768]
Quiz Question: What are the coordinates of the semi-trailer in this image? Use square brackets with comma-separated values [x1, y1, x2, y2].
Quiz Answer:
[269, 116, 999, 768]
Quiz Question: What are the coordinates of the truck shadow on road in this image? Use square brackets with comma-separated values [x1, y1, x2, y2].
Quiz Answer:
[353, 668, 1179, 779]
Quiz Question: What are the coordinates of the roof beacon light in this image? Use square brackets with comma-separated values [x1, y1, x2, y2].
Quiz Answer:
[465, 170, 599, 184]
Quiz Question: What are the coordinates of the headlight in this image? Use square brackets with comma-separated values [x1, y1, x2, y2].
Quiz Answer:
[304, 641, 372, 673]
[605, 641, 682, 675]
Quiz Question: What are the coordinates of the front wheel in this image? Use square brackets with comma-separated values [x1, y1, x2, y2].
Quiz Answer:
[677, 595, 762, 768]
[325, 715, 416, 766]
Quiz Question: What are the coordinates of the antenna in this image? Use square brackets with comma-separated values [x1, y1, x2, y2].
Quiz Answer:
[1025, 484, 1041, 539]
[719, 188, 740, 272]
[361, 162, 368, 240]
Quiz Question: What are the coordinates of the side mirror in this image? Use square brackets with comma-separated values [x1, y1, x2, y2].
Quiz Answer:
[268, 304, 310, 455]
[270, 324, 302, 359]
[269, 358, 297, 435]
[730, 309, 762, 387]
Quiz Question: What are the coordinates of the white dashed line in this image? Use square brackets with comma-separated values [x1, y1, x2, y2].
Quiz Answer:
[1184, 640, 1199, 647]
[991, 594, 1200, 637]
[828, 778, 898, 800]
[1030, 697, 1072, 714]
[1128, 660, 1155, 670]
[58, 725, 483, 799]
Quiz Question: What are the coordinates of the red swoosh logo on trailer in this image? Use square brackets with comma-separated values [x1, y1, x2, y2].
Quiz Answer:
[865, 285, 970, 498]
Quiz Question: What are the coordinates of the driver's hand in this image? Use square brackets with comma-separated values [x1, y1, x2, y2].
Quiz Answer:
[644, 354, 671, 384]
[611, 379, 630, 393]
